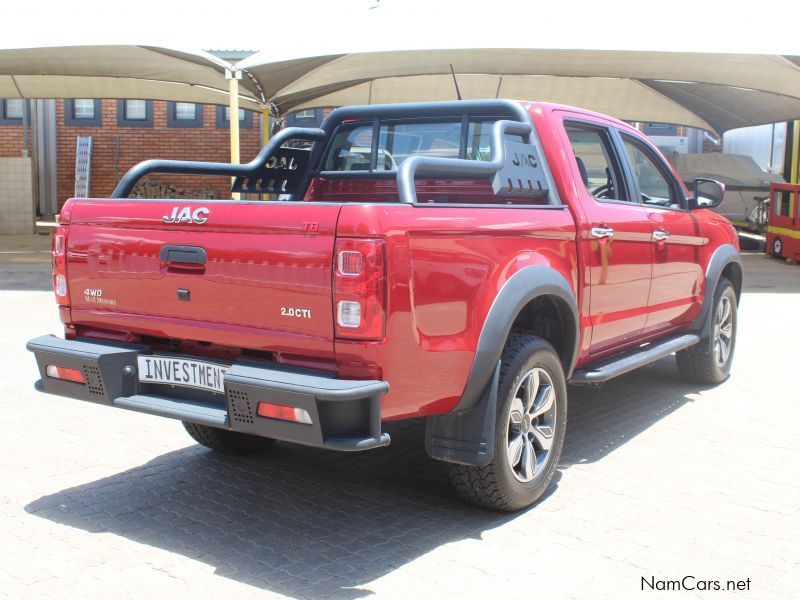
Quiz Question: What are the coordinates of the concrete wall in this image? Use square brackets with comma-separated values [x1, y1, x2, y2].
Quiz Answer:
[0, 157, 34, 234]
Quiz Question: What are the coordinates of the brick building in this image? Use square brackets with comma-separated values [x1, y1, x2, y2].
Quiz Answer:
[0, 90, 332, 234]
[1, 49, 275, 233]
[53, 98, 263, 205]
[0, 96, 264, 229]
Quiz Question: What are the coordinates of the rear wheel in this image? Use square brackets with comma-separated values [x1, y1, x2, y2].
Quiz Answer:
[676, 277, 737, 384]
[448, 335, 567, 511]
[183, 422, 275, 455]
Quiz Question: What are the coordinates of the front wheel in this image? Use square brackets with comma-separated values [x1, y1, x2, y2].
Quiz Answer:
[448, 335, 567, 511]
[676, 277, 738, 384]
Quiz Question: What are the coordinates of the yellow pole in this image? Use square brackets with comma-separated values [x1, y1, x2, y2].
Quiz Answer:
[228, 69, 241, 200]
[790, 120, 800, 218]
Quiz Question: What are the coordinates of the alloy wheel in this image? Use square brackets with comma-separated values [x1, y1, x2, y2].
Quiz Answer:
[713, 295, 734, 367]
[506, 367, 557, 483]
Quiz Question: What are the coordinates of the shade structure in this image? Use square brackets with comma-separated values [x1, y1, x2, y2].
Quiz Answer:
[0, 45, 263, 110]
[4, 44, 800, 134]
[239, 49, 800, 134]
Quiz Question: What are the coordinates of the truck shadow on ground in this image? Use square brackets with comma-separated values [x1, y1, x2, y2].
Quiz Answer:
[26, 356, 705, 599]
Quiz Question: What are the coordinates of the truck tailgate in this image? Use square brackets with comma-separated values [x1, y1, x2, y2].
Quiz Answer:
[64, 200, 341, 359]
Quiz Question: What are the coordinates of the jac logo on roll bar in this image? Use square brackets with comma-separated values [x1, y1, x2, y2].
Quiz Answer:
[163, 207, 210, 225]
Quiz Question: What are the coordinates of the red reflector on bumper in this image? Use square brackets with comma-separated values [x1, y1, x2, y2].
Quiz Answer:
[46, 365, 85, 384]
[256, 402, 312, 425]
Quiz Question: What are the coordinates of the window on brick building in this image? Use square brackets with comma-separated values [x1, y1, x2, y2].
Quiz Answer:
[0, 99, 24, 125]
[216, 105, 253, 129]
[65, 99, 102, 126]
[74, 99, 95, 119]
[5, 99, 23, 119]
[287, 108, 323, 127]
[167, 102, 204, 128]
[117, 99, 153, 127]
[224, 107, 245, 121]
[175, 103, 196, 120]
[125, 100, 147, 120]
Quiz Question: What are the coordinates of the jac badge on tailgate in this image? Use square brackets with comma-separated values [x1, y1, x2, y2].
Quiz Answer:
[163, 207, 210, 224]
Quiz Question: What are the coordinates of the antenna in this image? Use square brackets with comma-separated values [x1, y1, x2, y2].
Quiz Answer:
[449, 64, 463, 101]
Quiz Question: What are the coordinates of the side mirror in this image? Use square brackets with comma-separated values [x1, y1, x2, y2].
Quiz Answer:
[690, 178, 725, 209]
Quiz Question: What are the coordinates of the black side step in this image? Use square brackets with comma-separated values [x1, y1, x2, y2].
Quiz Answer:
[569, 333, 700, 384]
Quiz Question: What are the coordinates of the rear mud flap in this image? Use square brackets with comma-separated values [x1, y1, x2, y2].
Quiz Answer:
[425, 361, 500, 466]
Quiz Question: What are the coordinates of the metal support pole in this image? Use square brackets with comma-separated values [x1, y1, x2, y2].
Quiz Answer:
[791, 120, 799, 185]
[260, 107, 272, 201]
[227, 69, 242, 199]
[262, 107, 271, 146]
[22, 99, 30, 156]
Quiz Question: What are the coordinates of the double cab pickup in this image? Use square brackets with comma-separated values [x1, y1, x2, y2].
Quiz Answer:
[28, 99, 741, 510]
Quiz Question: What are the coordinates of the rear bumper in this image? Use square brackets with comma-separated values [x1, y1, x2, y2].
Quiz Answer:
[27, 335, 390, 451]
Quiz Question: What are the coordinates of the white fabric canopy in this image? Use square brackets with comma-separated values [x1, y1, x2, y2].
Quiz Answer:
[3, 44, 799, 134]
[239, 49, 800, 134]
[0, 45, 263, 110]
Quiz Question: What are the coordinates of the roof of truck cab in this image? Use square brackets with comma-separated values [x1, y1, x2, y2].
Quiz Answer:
[525, 101, 637, 133]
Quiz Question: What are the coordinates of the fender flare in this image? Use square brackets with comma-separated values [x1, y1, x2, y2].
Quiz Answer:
[425, 266, 579, 466]
[456, 265, 579, 413]
[691, 243, 742, 337]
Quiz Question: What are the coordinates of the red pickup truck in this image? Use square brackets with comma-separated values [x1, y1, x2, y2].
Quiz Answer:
[28, 100, 741, 511]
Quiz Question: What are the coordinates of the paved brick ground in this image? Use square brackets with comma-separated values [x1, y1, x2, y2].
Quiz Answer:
[1, 253, 798, 599]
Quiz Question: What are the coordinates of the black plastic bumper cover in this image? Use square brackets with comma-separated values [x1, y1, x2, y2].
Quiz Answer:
[27, 335, 390, 451]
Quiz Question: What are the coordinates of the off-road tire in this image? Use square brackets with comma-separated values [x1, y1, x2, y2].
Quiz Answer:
[448, 335, 568, 511]
[676, 277, 737, 385]
[183, 422, 275, 455]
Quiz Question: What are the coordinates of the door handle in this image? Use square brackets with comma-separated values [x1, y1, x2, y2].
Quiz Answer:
[652, 229, 670, 242]
[591, 227, 615, 239]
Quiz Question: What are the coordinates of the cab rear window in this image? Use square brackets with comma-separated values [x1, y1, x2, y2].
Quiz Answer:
[323, 118, 524, 173]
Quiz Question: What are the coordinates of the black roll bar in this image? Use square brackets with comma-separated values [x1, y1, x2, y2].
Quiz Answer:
[110, 126, 326, 199]
[396, 120, 534, 204]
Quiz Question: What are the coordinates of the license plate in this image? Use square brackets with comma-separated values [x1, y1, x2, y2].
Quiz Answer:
[137, 355, 228, 394]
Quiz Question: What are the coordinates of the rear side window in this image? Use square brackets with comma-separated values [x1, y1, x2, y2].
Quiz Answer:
[324, 124, 375, 171]
[323, 118, 523, 173]
[565, 123, 627, 202]
[374, 120, 461, 171]
[466, 121, 524, 161]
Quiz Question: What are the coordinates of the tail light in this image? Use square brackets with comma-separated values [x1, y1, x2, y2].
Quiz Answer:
[333, 238, 386, 340]
[52, 224, 69, 306]
[257, 402, 312, 425]
[46, 365, 85, 384]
